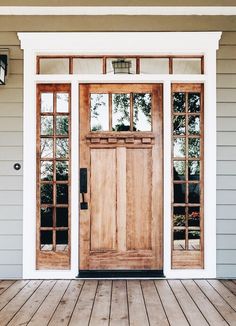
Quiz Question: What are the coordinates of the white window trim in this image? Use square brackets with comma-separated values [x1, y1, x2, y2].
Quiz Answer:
[18, 32, 221, 279]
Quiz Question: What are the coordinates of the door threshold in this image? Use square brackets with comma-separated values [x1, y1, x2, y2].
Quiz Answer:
[78, 270, 164, 278]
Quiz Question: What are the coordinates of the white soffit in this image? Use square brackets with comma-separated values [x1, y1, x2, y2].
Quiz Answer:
[1, 6, 236, 16]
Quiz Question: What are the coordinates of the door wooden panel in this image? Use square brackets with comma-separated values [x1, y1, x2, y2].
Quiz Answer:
[79, 84, 163, 271]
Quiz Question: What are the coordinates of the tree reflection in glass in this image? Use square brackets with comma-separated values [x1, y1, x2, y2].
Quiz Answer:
[56, 138, 69, 158]
[189, 116, 200, 135]
[133, 93, 151, 131]
[173, 138, 186, 157]
[90, 94, 109, 131]
[173, 161, 185, 180]
[188, 138, 200, 158]
[56, 93, 69, 113]
[41, 184, 53, 204]
[41, 116, 53, 135]
[41, 139, 53, 158]
[173, 92, 186, 112]
[56, 184, 68, 204]
[56, 161, 68, 181]
[56, 116, 69, 135]
[173, 116, 185, 135]
[188, 93, 200, 112]
[188, 161, 200, 181]
[112, 94, 130, 131]
[41, 161, 53, 181]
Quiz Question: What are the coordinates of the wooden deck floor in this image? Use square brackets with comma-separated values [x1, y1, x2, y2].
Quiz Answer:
[0, 279, 235, 325]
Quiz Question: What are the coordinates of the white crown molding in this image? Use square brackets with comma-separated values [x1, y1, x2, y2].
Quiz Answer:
[1, 6, 236, 16]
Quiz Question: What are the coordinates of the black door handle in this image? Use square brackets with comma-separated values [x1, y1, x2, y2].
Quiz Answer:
[80, 168, 88, 210]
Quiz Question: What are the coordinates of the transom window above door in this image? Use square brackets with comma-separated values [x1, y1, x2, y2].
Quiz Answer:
[90, 91, 152, 132]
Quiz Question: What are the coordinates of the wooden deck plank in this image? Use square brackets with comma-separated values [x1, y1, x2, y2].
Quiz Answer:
[89, 280, 112, 326]
[110, 280, 129, 326]
[69, 280, 98, 326]
[208, 279, 236, 311]
[28, 280, 70, 326]
[221, 280, 236, 296]
[168, 280, 208, 326]
[141, 280, 169, 326]
[195, 280, 236, 325]
[182, 280, 228, 326]
[0, 280, 41, 326]
[127, 280, 149, 326]
[8, 280, 56, 326]
[48, 280, 84, 326]
[0, 280, 16, 295]
[0, 280, 29, 311]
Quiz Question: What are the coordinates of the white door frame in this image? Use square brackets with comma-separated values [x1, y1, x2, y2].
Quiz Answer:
[18, 32, 221, 279]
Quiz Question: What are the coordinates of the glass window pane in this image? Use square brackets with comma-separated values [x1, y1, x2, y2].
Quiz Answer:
[41, 116, 53, 135]
[173, 116, 185, 135]
[173, 207, 185, 227]
[173, 138, 186, 158]
[56, 184, 68, 204]
[174, 229, 186, 250]
[56, 161, 68, 181]
[41, 161, 53, 181]
[140, 58, 169, 74]
[112, 94, 131, 131]
[40, 58, 69, 74]
[173, 58, 201, 74]
[188, 230, 200, 250]
[188, 161, 200, 181]
[41, 139, 53, 158]
[56, 116, 69, 135]
[189, 183, 200, 203]
[41, 207, 53, 227]
[73, 58, 103, 74]
[41, 93, 53, 113]
[188, 138, 200, 158]
[56, 93, 69, 113]
[188, 93, 200, 113]
[41, 184, 53, 204]
[56, 207, 68, 227]
[106, 58, 136, 74]
[173, 92, 186, 113]
[56, 231, 68, 251]
[90, 94, 109, 131]
[174, 183, 186, 203]
[56, 138, 69, 158]
[133, 93, 151, 131]
[188, 207, 200, 227]
[189, 116, 200, 135]
[173, 161, 185, 180]
[40, 230, 53, 251]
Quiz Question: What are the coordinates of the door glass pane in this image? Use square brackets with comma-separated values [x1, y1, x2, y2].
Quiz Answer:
[173, 116, 185, 135]
[174, 184, 186, 203]
[56, 116, 69, 135]
[56, 93, 69, 113]
[56, 161, 68, 181]
[41, 184, 53, 204]
[189, 116, 200, 135]
[41, 161, 53, 181]
[188, 183, 200, 203]
[173, 207, 185, 227]
[41, 139, 53, 158]
[188, 138, 200, 158]
[133, 93, 151, 131]
[173, 161, 185, 180]
[90, 94, 109, 131]
[56, 231, 68, 251]
[56, 138, 69, 158]
[173, 92, 186, 113]
[140, 58, 169, 74]
[173, 229, 186, 250]
[56, 208, 68, 227]
[188, 161, 200, 181]
[40, 231, 53, 251]
[188, 93, 200, 113]
[56, 184, 68, 204]
[112, 94, 131, 131]
[173, 138, 186, 158]
[41, 207, 53, 227]
[41, 93, 53, 113]
[41, 116, 53, 135]
[188, 207, 200, 227]
[188, 230, 200, 250]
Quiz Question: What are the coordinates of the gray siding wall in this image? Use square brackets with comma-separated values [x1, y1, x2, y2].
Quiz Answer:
[0, 30, 236, 278]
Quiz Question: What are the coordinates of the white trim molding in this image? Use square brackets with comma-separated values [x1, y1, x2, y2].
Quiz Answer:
[1, 6, 236, 16]
[18, 32, 221, 279]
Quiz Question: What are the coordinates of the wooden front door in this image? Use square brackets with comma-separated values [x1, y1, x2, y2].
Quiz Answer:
[79, 84, 163, 273]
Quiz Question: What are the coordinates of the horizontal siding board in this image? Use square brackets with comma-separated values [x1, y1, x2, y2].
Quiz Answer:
[0, 103, 23, 117]
[217, 161, 236, 175]
[0, 147, 23, 160]
[0, 118, 23, 132]
[217, 118, 236, 131]
[216, 190, 236, 204]
[0, 132, 23, 146]
[221, 32, 236, 45]
[217, 60, 236, 74]
[0, 265, 22, 279]
[217, 74, 236, 88]
[217, 102, 236, 117]
[0, 250, 22, 265]
[217, 175, 236, 189]
[217, 205, 236, 219]
[0, 235, 22, 250]
[9, 59, 23, 75]
[0, 32, 19, 46]
[217, 147, 236, 160]
[4, 75, 23, 89]
[216, 219, 236, 234]
[0, 89, 23, 103]
[217, 45, 236, 59]
[0, 191, 23, 205]
[217, 132, 236, 145]
[217, 250, 236, 264]
[0, 220, 22, 235]
[0, 206, 22, 220]
[0, 176, 23, 191]
[0, 161, 23, 176]
[217, 234, 236, 249]
[217, 89, 236, 103]
[217, 265, 236, 278]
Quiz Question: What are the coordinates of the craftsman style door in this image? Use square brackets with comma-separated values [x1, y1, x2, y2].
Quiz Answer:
[79, 84, 163, 274]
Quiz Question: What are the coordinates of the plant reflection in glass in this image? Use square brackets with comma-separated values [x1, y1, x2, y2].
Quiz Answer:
[90, 94, 109, 131]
